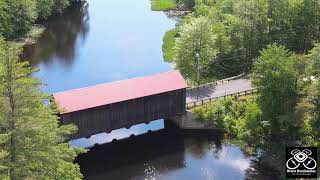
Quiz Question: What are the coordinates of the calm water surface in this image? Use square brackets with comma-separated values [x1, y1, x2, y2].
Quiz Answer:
[23, 0, 269, 179]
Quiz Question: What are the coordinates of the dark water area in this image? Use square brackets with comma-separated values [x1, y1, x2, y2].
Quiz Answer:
[22, 0, 273, 179]
[76, 128, 256, 180]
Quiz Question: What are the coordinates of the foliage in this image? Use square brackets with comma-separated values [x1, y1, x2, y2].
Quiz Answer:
[53, 0, 71, 15]
[296, 81, 320, 147]
[162, 28, 177, 62]
[0, 38, 86, 179]
[306, 43, 320, 77]
[0, 0, 76, 40]
[166, 0, 320, 79]
[178, 0, 195, 10]
[187, 2, 320, 177]
[252, 44, 299, 136]
[151, 0, 176, 11]
[193, 96, 260, 138]
[175, 16, 217, 84]
[0, 0, 37, 40]
[36, 0, 55, 20]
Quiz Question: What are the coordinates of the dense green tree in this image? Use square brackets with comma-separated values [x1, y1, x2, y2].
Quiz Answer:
[53, 0, 71, 15]
[168, 0, 320, 79]
[36, 0, 55, 20]
[0, 38, 85, 179]
[305, 80, 320, 146]
[0, 0, 37, 39]
[0, 0, 77, 40]
[0, 1, 10, 39]
[252, 44, 299, 136]
[175, 16, 218, 84]
[297, 80, 320, 147]
[306, 43, 320, 76]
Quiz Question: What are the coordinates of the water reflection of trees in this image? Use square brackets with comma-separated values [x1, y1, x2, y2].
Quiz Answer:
[245, 151, 282, 180]
[22, 1, 89, 67]
[184, 135, 223, 159]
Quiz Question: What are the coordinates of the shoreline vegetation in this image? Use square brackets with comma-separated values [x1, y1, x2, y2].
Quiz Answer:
[162, 29, 177, 62]
[14, 25, 45, 47]
[0, 0, 84, 46]
[160, 0, 192, 62]
[158, 0, 320, 178]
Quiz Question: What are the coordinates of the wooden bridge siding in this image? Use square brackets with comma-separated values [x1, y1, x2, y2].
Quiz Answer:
[60, 88, 186, 139]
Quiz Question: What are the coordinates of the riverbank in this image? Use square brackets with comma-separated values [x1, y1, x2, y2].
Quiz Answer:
[14, 25, 45, 47]
[162, 29, 177, 62]
[3, 0, 84, 48]
[157, 0, 191, 62]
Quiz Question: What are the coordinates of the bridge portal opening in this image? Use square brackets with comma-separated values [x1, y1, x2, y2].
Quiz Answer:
[69, 119, 165, 148]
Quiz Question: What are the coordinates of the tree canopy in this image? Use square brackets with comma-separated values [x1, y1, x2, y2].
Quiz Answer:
[0, 0, 77, 40]
[175, 16, 217, 84]
[167, 0, 320, 80]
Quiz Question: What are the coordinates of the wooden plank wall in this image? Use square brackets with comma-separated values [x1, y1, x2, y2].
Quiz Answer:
[60, 88, 186, 139]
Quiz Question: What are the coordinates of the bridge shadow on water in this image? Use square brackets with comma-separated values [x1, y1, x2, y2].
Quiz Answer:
[74, 121, 277, 180]
[75, 121, 224, 180]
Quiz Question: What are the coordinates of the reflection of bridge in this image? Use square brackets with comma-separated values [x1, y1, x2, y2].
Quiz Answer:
[75, 129, 186, 179]
[53, 71, 254, 139]
[75, 128, 224, 179]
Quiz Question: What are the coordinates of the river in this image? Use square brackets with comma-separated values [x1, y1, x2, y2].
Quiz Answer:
[22, 0, 269, 179]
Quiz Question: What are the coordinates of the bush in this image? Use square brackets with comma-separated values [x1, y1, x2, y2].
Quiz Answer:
[192, 96, 266, 141]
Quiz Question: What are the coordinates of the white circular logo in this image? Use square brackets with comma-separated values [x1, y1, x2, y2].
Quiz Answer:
[286, 149, 317, 170]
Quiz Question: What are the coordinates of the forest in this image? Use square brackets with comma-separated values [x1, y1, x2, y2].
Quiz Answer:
[165, 0, 320, 81]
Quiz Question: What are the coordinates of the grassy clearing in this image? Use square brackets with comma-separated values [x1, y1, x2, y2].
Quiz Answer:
[151, 0, 177, 11]
[162, 28, 177, 62]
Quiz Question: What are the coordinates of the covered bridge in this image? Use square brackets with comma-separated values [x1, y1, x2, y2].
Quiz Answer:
[53, 70, 188, 139]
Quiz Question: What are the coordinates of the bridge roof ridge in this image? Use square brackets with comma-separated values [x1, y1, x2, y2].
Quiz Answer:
[53, 70, 178, 95]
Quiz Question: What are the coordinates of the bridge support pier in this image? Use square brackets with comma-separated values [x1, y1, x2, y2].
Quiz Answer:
[167, 111, 215, 130]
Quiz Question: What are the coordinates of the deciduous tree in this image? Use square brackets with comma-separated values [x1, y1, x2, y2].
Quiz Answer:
[175, 16, 218, 84]
[252, 44, 298, 135]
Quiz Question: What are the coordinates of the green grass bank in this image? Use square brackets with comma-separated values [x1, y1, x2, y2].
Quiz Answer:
[162, 28, 177, 62]
[151, 0, 177, 11]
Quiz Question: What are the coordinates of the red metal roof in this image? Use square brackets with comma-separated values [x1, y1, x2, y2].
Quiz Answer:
[53, 70, 188, 114]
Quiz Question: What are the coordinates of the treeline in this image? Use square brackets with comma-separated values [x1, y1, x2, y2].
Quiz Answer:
[0, 0, 81, 40]
[172, 1, 320, 177]
[193, 44, 320, 178]
[168, 0, 320, 82]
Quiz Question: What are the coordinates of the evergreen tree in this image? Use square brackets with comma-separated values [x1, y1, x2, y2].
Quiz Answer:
[0, 38, 85, 179]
